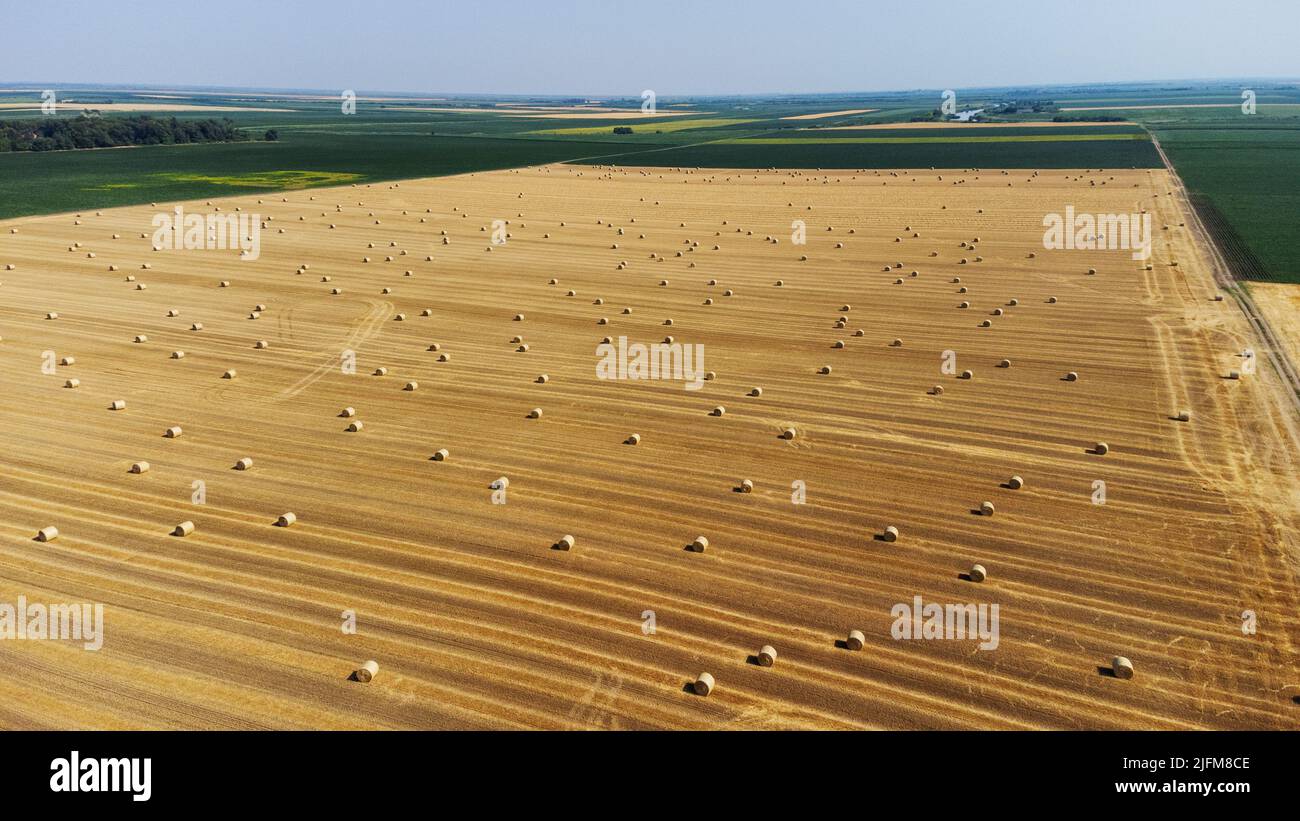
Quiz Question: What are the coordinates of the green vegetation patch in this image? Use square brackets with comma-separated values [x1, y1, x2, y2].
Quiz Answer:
[528, 118, 760, 136]
[160, 170, 362, 189]
[730, 133, 1149, 144]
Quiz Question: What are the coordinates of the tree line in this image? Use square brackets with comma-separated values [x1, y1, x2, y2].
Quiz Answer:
[0, 114, 266, 152]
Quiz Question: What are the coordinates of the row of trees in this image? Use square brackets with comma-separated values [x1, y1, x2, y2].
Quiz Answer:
[0, 114, 254, 152]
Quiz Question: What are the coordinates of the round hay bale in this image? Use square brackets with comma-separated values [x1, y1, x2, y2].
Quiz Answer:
[882, 525, 899, 542]
[980, 501, 995, 516]
[109, 399, 126, 411]
[438, 353, 450, 362]
[931, 384, 944, 395]
[167, 309, 179, 317]
[277, 512, 297, 527]
[404, 381, 419, 391]
[758, 645, 777, 667]
[130, 461, 150, 474]
[347, 421, 364, 432]
[819, 365, 832, 375]
[625, 433, 641, 445]
[340, 407, 356, 417]
[969, 563, 987, 583]
[536, 374, 549, 384]
[373, 367, 387, 376]
[740, 479, 754, 493]
[556, 534, 575, 551]
[1094, 442, 1110, 455]
[846, 630, 866, 651]
[234, 457, 253, 470]
[693, 672, 715, 696]
[780, 427, 796, 440]
[173, 521, 195, 537]
[254, 340, 269, 349]
[891, 338, 903, 347]
[711, 406, 726, 417]
[171, 351, 185, 359]
[223, 369, 236, 379]
[36, 526, 59, 542]
[959, 301, 970, 309]
[528, 408, 543, 419]
[833, 340, 845, 349]
[394, 313, 406, 322]
[354, 660, 380, 683]
[134, 335, 148, 343]
[1047, 296, 1058, 304]
[1064, 371, 1078, 382]
[59, 356, 75, 366]
[1008, 475, 1024, 490]
[690, 535, 709, 552]
[191, 323, 203, 331]
[1112, 656, 1134, 679]
[998, 359, 1011, 368]
[1175, 409, 1190, 422]
[961, 369, 973, 380]
[749, 387, 763, 397]
[980, 319, 992, 327]
[432, 448, 449, 461]
[164, 426, 182, 438]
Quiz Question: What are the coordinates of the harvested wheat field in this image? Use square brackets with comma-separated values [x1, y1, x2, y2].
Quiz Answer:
[1, 163, 1298, 729]
[1250, 283, 1300, 371]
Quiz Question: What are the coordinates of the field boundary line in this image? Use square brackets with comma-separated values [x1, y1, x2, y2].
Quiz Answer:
[1147, 129, 1300, 417]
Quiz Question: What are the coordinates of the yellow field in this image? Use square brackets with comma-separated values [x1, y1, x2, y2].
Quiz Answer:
[780, 109, 878, 120]
[1250, 283, 1300, 369]
[1, 164, 1297, 728]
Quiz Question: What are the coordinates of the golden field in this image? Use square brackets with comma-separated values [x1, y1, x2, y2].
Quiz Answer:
[0, 164, 1297, 729]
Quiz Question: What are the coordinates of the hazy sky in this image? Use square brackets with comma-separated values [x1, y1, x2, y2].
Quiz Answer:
[4, 0, 1297, 96]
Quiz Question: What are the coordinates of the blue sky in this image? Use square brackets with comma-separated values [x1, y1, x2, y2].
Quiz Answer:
[3, 0, 1297, 95]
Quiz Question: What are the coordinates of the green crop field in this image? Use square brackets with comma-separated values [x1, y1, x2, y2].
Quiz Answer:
[1070, 101, 1300, 283]
[2, 82, 1296, 284]
[0, 132, 627, 219]
[722, 133, 1148, 144]
[576, 136, 1163, 170]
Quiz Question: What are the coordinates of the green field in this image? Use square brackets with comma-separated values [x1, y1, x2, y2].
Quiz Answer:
[527, 117, 760, 136]
[0, 133, 624, 219]
[578, 136, 1163, 170]
[723, 133, 1148, 144]
[2, 82, 1297, 283]
[1066, 103, 1300, 283]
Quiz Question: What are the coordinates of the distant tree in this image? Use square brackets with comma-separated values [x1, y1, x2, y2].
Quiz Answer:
[264, 129, 280, 141]
[0, 115, 249, 153]
[612, 126, 633, 135]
